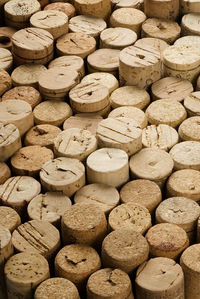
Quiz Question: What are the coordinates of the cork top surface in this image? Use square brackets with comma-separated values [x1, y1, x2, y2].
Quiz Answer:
[180, 244, 200, 272]
[111, 7, 146, 24]
[0, 100, 32, 122]
[30, 10, 68, 28]
[69, 15, 107, 36]
[100, 27, 137, 47]
[63, 114, 102, 135]
[48, 55, 83, 70]
[184, 91, 200, 115]
[87, 48, 120, 70]
[5, 0, 41, 16]
[11, 64, 47, 85]
[0, 122, 20, 146]
[182, 13, 200, 33]
[175, 35, 200, 50]
[134, 37, 169, 59]
[0, 226, 11, 249]
[178, 116, 200, 141]
[0, 206, 21, 232]
[44, 3, 75, 19]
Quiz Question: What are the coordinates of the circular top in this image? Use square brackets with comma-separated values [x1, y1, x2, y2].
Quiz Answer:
[0, 206, 21, 232]
[100, 27, 137, 49]
[0, 122, 20, 147]
[11, 64, 47, 86]
[180, 244, 200, 272]
[87, 48, 120, 71]
[178, 116, 200, 141]
[48, 56, 83, 71]
[110, 7, 146, 26]
[184, 91, 200, 116]
[134, 37, 169, 59]
[0, 226, 11, 249]
[30, 10, 68, 30]
[182, 13, 200, 35]
[5, 0, 41, 21]
[44, 2, 75, 19]
[175, 35, 200, 51]
[0, 48, 12, 70]
[0, 99, 32, 123]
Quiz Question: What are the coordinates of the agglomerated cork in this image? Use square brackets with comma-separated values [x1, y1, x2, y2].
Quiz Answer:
[0, 162, 11, 184]
[44, 2, 75, 19]
[73, 0, 111, 20]
[0, 123, 21, 162]
[0, 26, 17, 50]
[0, 69, 12, 96]
[100, 27, 137, 49]
[0, 206, 21, 233]
[144, 0, 179, 20]
[183, 91, 200, 116]
[102, 228, 149, 273]
[0, 48, 12, 71]
[145, 223, 189, 260]
[181, 13, 200, 36]
[178, 116, 200, 141]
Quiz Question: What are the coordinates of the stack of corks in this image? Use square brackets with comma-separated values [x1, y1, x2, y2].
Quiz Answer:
[1, 0, 200, 298]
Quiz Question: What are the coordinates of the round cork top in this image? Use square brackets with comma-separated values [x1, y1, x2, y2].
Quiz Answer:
[48, 56, 84, 72]
[0, 69, 12, 96]
[30, 10, 68, 30]
[175, 35, 200, 49]
[0, 206, 21, 232]
[0, 226, 11, 250]
[184, 91, 200, 116]
[4, 0, 41, 21]
[180, 244, 200, 273]
[87, 48, 120, 71]
[0, 162, 11, 184]
[182, 13, 200, 35]
[0, 122, 20, 147]
[44, 2, 75, 19]
[100, 27, 137, 49]
[0, 100, 32, 123]
[0, 48, 12, 71]
[134, 37, 169, 59]
[178, 116, 200, 141]
[4, 252, 50, 284]
[110, 7, 146, 27]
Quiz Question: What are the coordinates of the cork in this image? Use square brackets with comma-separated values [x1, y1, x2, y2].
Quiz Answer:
[169, 141, 200, 171]
[110, 8, 146, 36]
[0, 100, 34, 136]
[44, 2, 75, 19]
[0, 162, 11, 184]
[130, 148, 174, 187]
[87, 268, 134, 299]
[108, 202, 152, 234]
[5, 252, 50, 299]
[40, 157, 85, 197]
[2, 86, 42, 109]
[151, 76, 193, 102]
[13, 51, 54, 66]
[55, 244, 101, 289]
[73, 0, 111, 20]
[33, 100, 72, 126]
[0, 176, 41, 216]
[101, 228, 149, 273]
[0, 48, 12, 71]
[142, 124, 179, 151]
[180, 244, 200, 299]
[146, 223, 189, 260]
[12, 219, 60, 260]
[144, 0, 179, 20]
[166, 169, 200, 202]
[72, 103, 111, 118]
[97, 117, 142, 156]
[34, 278, 80, 299]
[61, 203, 107, 246]
[56, 32, 96, 59]
[30, 10, 68, 40]
[69, 15, 107, 39]
[181, 13, 200, 36]
[0, 123, 21, 162]
[11, 65, 47, 89]
[86, 148, 129, 188]
[54, 128, 97, 161]
[74, 183, 119, 215]
[180, 0, 200, 14]
[183, 91, 200, 117]
[69, 82, 109, 113]
[63, 114, 102, 135]
[110, 86, 150, 110]
[120, 179, 162, 214]
[145, 99, 187, 128]
[0, 27, 17, 50]
[0, 69, 12, 96]
[100, 27, 137, 49]
[27, 192, 71, 227]
[24, 124, 61, 150]
[141, 18, 181, 44]
[178, 116, 200, 141]
[81, 72, 119, 94]
[135, 257, 184, 299]
[175, 35, 200, 49]
[112, 0, 142, 10]
[0, 206, 21, 233]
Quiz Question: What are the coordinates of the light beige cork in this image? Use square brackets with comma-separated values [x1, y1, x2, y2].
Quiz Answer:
[0, 162, 11, 184]
[0, 68, 12, 96]
[181, 13, 200, 36]
[0, 206, 21, 233]
[44, 2, 75, 19]
[178, 116, 200, 141]
[183, 91, 200, 117]
[0, 48, 12, 71]
[73, 0, 111, 20]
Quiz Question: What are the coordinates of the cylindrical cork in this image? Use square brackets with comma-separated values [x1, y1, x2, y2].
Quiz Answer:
[144, 0, 179, 20]
[180, 244, 200, 299]
[101, 228, 149, 273]
[87, 268, 134, 299]
[0, 48, 13, 71]
[0, 206, 21, 233]
[73, 0, 111, 20]
[44, 2, 76, 19]
[135, 257, 184, 299]
[145, 223, 189, 260]
[183, 91, 200, 117]
[81, 73, 118, 95]
[178, 116, 200, 141]
[5, 252, 50, 299]
[61, 203, 107, 247]
[0, 162, 11, 184]
[0, 69, 12, 96]
[181, 13, 200, 36]
[34, 278, 80, 299]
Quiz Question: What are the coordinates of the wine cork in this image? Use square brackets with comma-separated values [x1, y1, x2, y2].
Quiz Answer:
[0, 100, 33, 136]
[112, 0, 142, 9]
[119, 45, 161, 89]
[178, 116, 200, 141]
[142, 124, 179, 151]
[151, 76, 193, 102]
[0, 48, 12, 71]
[5, 252, 50, 299]
[30, 10, 68, 40]
[24, 124, 61, 150]
[129, 148, 174, 188]
[0, 226, 14, 299]
[141, 18, 181, 44]
[109, 202, 152, 234]
[97, 117, 142, 156]
[0, 69, 12, 96]
[180, 244, 200, 299]
[48, 55, 85, 79]
[54, 128, 97, 161]
[34, 278, 80, 299]
[180, 0, 200, 14]
[69, 15, 107, 39]
[0, 123, 21, 162]
[0, 206, 21, 233]
[102, 228, 149, 273]
[63, 114, 102, 135]
[175, 35, 200, 50]
[12, 219, 60, 260]
[120, 179, 162, 214]
[181, 13, 200, 36]
[146, 223, 189, 259]
[33, 100, 72, 126]
[40, 157, 85, 197]
[87, 268, 134, 299]
[145, 99, 187, 128]
[86, 148, 129, 188]
[87, 48, 120, 76]
[110, 8, 146, 36]
[144, 0, 179, 20]
[183, 91, 200, 116]
[0, 162, 11, 184]
[56, 32, 96, 59]
[73, 0, 111, 20]
[110, 86, 150, 110]
[44, 2, 75, 19]
[69, 82, 109, 113]
[135, 257, 184, 299]
[0, 176, 41, 216]
[81, 72, 119, 94]
[74, 183, 119, 215]
[100, 27, 137, 49]
[11, 65, 47, 89]
[38, 67, 79, 100]
[55, 244, 101, 289]
[27, 192, 71, 227]
[0, 27, 17, 50]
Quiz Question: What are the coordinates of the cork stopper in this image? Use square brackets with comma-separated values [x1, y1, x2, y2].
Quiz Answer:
[0, 69, 12, 96]
[183, 91, 200, 117]
[0, 206, 21, 233]
[181, 13, 200, 36]
[73, 0, 111, 20]
[0, 162, 10, 184]
[100, 27, 137, 49]
[178, 116, 200, 141]
[0, 48, 12, 71]
[44, 2, 75, 19]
